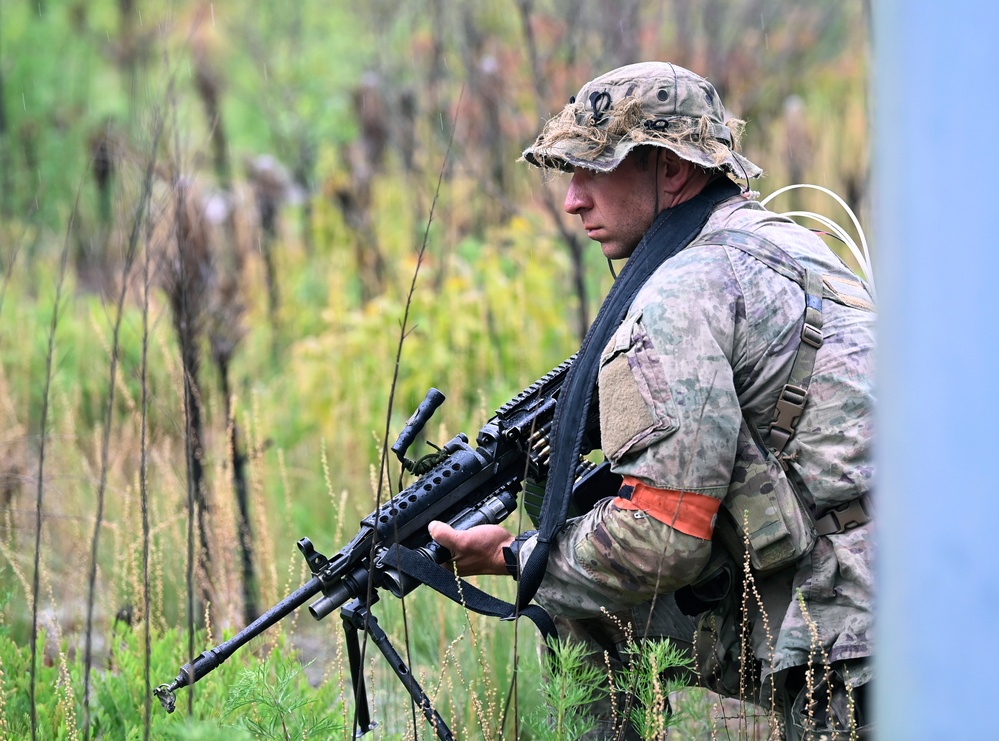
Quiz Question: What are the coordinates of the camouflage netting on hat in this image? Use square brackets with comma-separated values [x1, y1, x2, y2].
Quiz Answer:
[521, 61, 762, 178]
[531, 97, 749, 172]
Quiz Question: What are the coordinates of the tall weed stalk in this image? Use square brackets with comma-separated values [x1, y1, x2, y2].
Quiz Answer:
[28, 188, 77, 741]
[350, 87, 464, 739]
[138, 110, 168, 739]
[81, 110, 165, 740]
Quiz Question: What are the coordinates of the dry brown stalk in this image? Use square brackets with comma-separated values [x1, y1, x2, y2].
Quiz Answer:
[30, 181, 77, 741]
[245, 400, 277, 608]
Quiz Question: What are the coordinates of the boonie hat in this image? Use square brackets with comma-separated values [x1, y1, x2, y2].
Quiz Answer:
[522, 61, 762, 179]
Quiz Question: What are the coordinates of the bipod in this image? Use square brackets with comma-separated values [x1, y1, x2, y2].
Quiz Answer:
[341, 597, 455, 741]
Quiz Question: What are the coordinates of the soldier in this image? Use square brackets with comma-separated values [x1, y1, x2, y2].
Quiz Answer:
[430, 62, 873, 739]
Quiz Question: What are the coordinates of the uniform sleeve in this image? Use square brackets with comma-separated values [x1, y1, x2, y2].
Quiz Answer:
[528, 248, 744, 619]
[521, 499, 713, 618]
[600, 248, 744, 494]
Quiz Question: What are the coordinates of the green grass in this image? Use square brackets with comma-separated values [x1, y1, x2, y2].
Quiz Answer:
[1, 2, 869, 737]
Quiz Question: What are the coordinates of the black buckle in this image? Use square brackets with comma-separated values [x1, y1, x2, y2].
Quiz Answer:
[815, 496, 871, 536]
[502, 545, 520, 580]
[801, 321, 823, 348]
[768, 384, 808, 454]
[771, 384, 806, 433]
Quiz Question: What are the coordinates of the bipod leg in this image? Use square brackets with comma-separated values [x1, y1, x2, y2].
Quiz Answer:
[341, 598, 455, 741]
[341, 603, 378, 737]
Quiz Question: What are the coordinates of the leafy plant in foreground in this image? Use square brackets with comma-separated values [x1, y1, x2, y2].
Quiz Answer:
[0, 607, 347, 740]
[523, 635, 695, 741]
[523, 637, 605, 741]
[620, 638, 694, 739]
[223, 657, 343, 740]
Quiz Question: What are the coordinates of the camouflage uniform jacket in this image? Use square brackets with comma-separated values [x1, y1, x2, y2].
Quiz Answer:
[519, 193, 875, 676]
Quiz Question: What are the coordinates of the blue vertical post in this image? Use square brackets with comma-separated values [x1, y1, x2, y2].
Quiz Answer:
[874, 1, 999, 737]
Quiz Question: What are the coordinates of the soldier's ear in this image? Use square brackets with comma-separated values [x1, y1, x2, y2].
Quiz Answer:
[658, 149, 690, 194]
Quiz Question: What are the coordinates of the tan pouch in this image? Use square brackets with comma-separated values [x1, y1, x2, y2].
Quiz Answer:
[718, 417, 817, 574]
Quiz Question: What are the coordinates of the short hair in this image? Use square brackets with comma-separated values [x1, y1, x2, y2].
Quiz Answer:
[629, 144, 723, 178]
[631, 145, 656, 171]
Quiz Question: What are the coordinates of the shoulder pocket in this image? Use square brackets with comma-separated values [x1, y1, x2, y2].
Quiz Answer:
[597, 312, 679, 462]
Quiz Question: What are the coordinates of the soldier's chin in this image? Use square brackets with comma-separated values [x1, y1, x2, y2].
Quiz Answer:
[601, 243, 633, 261]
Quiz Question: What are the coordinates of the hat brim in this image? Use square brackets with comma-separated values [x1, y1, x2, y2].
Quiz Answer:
[522, 136, 763, 180]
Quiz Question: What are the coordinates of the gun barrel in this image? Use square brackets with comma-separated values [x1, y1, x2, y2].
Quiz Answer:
[154, 576, 323, 712]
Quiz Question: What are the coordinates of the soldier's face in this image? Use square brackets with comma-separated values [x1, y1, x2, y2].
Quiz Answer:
[563, 153, 659, 260]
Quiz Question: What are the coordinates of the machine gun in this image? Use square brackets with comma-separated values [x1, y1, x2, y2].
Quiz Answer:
[154, 355, 620, 740]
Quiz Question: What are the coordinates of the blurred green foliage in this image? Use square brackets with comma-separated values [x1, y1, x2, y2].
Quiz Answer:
[1, 1, 869, 737]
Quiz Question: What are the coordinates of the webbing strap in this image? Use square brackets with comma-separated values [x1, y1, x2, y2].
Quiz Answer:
[691, 229, 824, 456]
[697, 229, 875, 541]
[382, 544, 557, 641]
[769, 268, 824, 454]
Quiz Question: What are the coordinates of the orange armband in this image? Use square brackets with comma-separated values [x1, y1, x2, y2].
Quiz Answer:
[613, 476, 720, 540]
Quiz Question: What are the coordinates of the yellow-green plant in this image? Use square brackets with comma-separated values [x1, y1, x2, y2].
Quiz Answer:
[0, 603, 345, 740]
[222, 657, 343, 740]
[619, 638, 694, 740]
[523, 637, 606, 741]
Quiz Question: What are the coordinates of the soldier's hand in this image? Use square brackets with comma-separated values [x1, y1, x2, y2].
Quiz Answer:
[427, 521, 513, 576]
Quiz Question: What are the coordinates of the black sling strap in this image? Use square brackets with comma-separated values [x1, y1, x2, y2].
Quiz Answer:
[382, 544, 557, 638]
[516, 177, 742, 610]
[386, 178, 741, 636]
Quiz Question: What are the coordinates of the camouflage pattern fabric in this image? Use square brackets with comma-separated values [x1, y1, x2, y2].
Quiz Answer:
[521, 497, 712, 618]
[519, 193, 875, 692]
[521, 61, 762, 179]
[779, 657, 873, 739]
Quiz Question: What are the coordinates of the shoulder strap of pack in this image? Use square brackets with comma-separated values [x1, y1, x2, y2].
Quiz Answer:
[699, 228, 875, 538]
[770, 266, 824, 456]
[692, 228, 824, 456]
